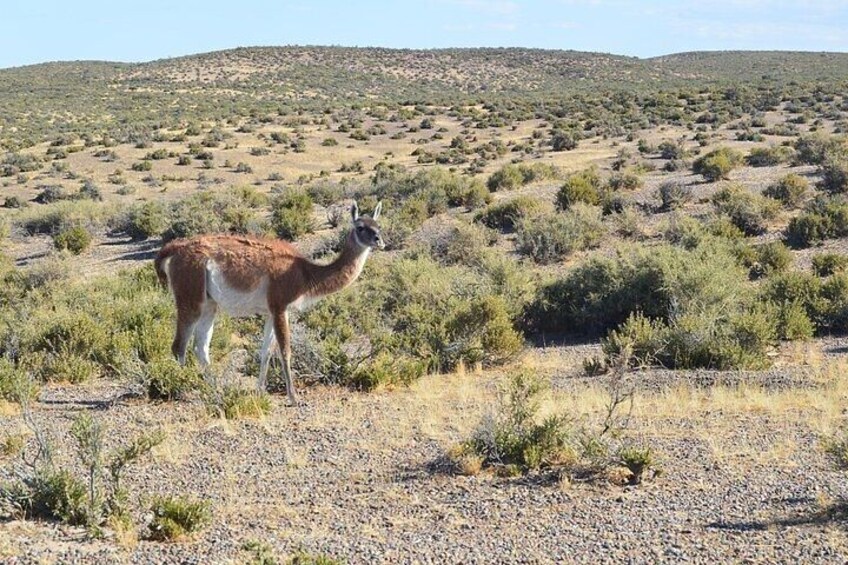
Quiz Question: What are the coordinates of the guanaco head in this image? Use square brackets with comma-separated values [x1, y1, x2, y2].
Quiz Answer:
[350, 201, 385, 250]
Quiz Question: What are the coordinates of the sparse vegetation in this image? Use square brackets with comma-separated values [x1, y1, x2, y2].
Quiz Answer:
[3, 43, 848, 562]
[146, 495, 211, 541]
[693, 147, 743, 182]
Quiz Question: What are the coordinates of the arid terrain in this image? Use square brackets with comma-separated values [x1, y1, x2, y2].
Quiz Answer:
[2, 47, 848, 564]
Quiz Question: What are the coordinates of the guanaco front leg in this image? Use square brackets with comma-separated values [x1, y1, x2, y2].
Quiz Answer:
[273, 309, 298, 406]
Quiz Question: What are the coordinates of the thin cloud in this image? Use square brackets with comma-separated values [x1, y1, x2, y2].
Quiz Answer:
[437, 0, 520, 15]
[487, 22, 518, 31]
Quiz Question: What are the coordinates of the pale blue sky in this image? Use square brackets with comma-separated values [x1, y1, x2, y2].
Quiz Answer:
[2, 0, 847, 69]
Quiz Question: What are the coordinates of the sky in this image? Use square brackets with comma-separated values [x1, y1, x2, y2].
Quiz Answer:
[2, 0, 847, 69]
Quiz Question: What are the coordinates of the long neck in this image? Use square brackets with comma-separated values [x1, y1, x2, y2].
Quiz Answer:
[304, 231, 371, 298]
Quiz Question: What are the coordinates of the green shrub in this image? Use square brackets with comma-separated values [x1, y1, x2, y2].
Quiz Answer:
[812, 253, 848, 277]
[474, 196, 549, 232]
[452, 369, 658, 481]
[306, 181, 344, 207]
[487, 164, 523, 191]
[764, 173, 809, 208]
[447, 295, 524, 366]
[819, 155, 848, 194]
[607, 172, 642, 191]
[120, 201, 170, 240]
[446, 178, 490, 209]
[711, 184, 780, 236]
[1, 152, 42, 176]
[516, 163, 558, 183]
[658, 140, 686, 160]
[516, 205, 605, 264]
[16, 200, 115, 236]
[750, 241, 793, 278]
[147, 496, 211, 541]
[271, 190, 315, 240]
[617, 445, 657, 485]
[556, 168, 604, 210]
[794, 134, 846, 166]
[693, 147, 743, 181]
[745, 145, 793, 167]
[602, 307, 776, 371]
[776, 300, 815, 340]
[459, 370, 574, 472]
[785, 213, 831, 248]
[2, 468, 89, 525]
[301, 254, 527, 383]
[551, 130, 578, 151]
[525, 239, 750, 336]
[657, 180, 693, 211]
[143, 358, 203, 401]
[757, 271, 848, 335]
[211, 387, 271, 420]
[0, 360, 39, 403]
[785, 197, 848, 248]
[424, 222, 495, 267]
[350, 351, 427, 391]
[288, 552, 343, 565]
[52, 225, 93, 254]
[163, 191, 261, 242]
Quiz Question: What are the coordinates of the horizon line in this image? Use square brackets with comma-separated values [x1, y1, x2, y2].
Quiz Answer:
[2, 44, 847, 72]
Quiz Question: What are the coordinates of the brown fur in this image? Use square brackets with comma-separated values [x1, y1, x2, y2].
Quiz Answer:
[154, 227, 378, 403]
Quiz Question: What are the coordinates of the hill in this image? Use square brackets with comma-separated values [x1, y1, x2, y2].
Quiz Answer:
[2, 46, 848, 150]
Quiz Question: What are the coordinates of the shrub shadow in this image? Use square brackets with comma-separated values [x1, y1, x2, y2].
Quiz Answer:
[707, 500, 848, 532]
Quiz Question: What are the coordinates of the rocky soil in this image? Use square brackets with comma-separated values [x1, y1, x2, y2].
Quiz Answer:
[2, 348, 847, 564]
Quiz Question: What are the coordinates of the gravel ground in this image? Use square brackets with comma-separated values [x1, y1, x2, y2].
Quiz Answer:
[2, 349, 848, 564]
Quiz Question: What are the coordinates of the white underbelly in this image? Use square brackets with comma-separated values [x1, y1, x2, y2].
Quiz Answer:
[205, 262, 270, 317]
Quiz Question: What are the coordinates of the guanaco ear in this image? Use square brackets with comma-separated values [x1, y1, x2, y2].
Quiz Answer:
[351, 201, 360, 222]
[373, 201, 382, 220]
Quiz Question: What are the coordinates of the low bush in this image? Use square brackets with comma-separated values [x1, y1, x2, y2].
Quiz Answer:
[794, 134, 846, 166]
[745, 145, 793, 167]
[119, 201, 170, 240]
[692, 147, 743, 182]
[748, 241, 793, 278]
[515, 205, 605, 264]
[1, 412, 163, 533]
[300, 253, 528, 387]
[450, 369, 659, 482]
[16, 200, 116, 236]
[474, 196, 549, 232]
[819, 155, 848, 194]
[271, 190, 315, 240]
[711, 184, 780, 236]
[556, 168, 604, 210]
[607, 172, 642, 191]
[822, 424, 848, 470]
[487, 164, 523, 191]
[784, 196, 848, 248]
[657, 180, 693, 211]
[457, 370, 573, 473]
[602, 307, 775, 370]
[759, 270, 848, 335]
[52, 225, 93, 254]
[209, 387, 271, 420]
[164, 190, 263, 242]
[764, 173, 809, 208]
[525, 234, 795, 369]
[147, 495, 211, 541]
[0, 265, 225, 397]
[423, 222, 496, 267]
[487, 163, 560, 192]
[812, 253, 848, 277]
